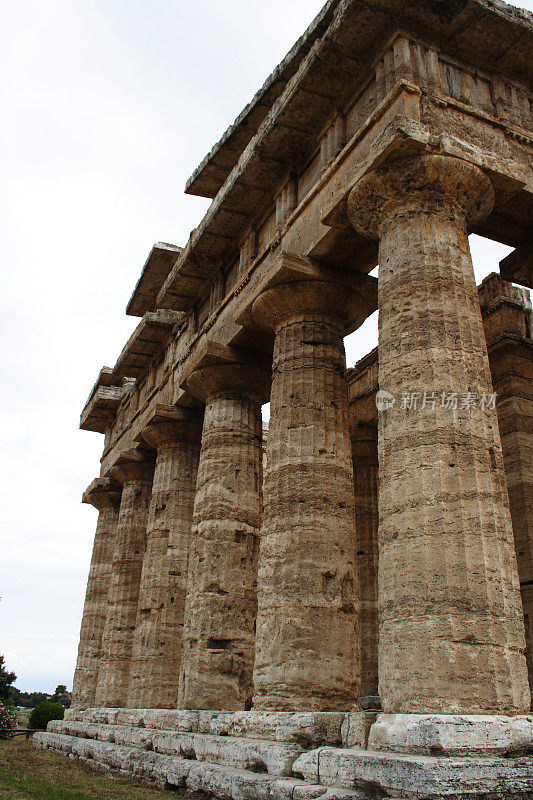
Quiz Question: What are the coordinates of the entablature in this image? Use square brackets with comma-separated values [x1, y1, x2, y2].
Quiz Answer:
[80, 377, 133, 434]
[114, 309, 185, 380]
[185, 0, 532, 201]
[126, 242, 182, 318]
[500, 243, 533, 289]
[82, 0, 533, 470]
[157, 29, 533, 334]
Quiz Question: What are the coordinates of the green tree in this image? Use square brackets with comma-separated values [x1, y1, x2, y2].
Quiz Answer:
[28, 701, 64, 730]
[51, 684, 71, 708]
[28, 692, 50, 708]
[0, 656, 16, 704]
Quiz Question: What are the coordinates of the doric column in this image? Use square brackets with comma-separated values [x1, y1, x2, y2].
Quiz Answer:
[71, 478, 121, 707]
[127, 406, 202, 709]
[348, 153, 530, 714]
[95, 449, 154, 708]
[178, 344, 270, 711]
[352, 424, 379, 702]
[479, 273, 533, 708]
[251, 280, 361, 711]
[348, 349, 380, 703]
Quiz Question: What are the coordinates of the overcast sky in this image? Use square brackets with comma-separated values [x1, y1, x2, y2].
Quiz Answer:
[1, 0, 532, 694]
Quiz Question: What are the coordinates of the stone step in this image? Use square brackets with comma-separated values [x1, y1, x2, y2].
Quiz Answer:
[63, 708, 373, 747]
[34, 731, 375, 800]
[292, 745, 533, 798]
[48, 719, 304, 775]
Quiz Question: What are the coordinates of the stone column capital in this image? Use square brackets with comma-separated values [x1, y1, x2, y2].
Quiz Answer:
[106, 447, 155, 486]
[251, 277, 372, 333]
[137, 404, 204, 450]
[235, 251, 376, 336]
[181, 342, 271, 404]
[82, 477, 122, 512]
[347, 154, 494, 240]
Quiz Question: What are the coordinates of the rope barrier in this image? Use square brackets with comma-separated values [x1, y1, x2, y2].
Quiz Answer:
[344, 711, 351, 748]
[316, 748, 324, 784]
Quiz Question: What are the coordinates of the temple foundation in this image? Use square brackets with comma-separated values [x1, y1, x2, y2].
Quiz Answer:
[36, 707, 533, 799]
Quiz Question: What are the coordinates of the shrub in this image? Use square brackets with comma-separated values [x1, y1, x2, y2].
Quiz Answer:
[28, 701, 64, 730]
[0, 701, 17, 738]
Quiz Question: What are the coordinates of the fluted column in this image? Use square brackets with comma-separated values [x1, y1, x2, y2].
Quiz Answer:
[251, 281, 360, 711]
[178, 345, 270, 711]
[127, 406, 202, 709]
[348, 153, 530, 714]
[95, 449, 154, 708]
[479, 273, 533, 707]
[351, 423, 379, 701]
[71, 478, 121, 707]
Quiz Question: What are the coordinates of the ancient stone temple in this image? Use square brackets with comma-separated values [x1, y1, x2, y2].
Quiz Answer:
[35, 0, 533, 796]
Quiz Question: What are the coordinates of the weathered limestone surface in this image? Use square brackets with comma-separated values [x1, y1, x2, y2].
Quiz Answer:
[348, 154, 530, 715]
[292, 745, 533, 798]
[94, 450, 154, 708]
[179, 345, 269, 711]
[67, 1, 533, 796]
[71, 479, 121, 707]
[348, 350, 379, 703]
[127, 406, 202, 709]
[34, 732, 371, 800]
[367, 713, 533, 757]
[63, 708, 362, 746]
[479, 273, 533, 707]
[35, 706, 533, 800]
[50, 721, 306, 775]
[34, 711, 375, 797]
[252, 280, 361, 712]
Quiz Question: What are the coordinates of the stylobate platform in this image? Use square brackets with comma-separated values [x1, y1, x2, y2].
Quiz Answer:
[34, 709, 533, 799]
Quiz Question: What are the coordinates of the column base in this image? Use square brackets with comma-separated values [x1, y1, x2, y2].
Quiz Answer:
[34, 709, 533, 799]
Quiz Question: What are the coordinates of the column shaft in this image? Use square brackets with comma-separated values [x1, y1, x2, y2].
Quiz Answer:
[352, 425, 379, 700]
[179, 393, 263, 710]
[480, 273, 533, 707]
[252, 283, 360, 711]
[95, 457, 153, 708]
[348, 154, 530, 714]
[128, 418, 201, 709]
[71, 480, 120, 707]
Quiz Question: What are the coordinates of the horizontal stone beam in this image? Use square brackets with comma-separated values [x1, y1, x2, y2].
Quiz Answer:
[185, 0, 533, 200]
[234, 250, 377, 336]
[80, 385, 124, 433]
[347, 347, 379, 430]
[500, 243, 533, 290]
[126, 242, 182, 318]
[114, 310, 185, 380]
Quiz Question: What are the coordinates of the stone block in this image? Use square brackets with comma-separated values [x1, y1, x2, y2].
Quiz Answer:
[367, 713, 533, 756]
[292, 746, 533, 798]
[206, 711, 348, 745]
[340, 712, 376, 748]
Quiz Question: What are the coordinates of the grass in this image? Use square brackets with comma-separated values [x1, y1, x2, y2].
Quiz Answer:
[0, 737, 185, 800]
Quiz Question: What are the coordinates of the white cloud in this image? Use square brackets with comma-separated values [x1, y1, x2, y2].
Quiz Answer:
[0, 0, 530, 693]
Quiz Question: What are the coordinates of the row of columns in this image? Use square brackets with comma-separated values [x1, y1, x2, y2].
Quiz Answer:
[73, 153, 531, 715]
